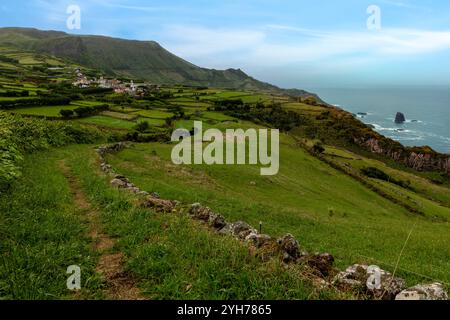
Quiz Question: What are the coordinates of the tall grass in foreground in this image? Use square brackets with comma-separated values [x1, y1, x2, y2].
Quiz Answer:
[0, 150, 102, 299]
[67, 145, 344, 299]
[107, 141, 450, 287]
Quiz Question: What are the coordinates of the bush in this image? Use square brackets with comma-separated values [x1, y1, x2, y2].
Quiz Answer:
[0, 96, 71, 110]
[312, 142, 325, 154]
[73, 104, 109, 118]
[60, 109, 74, 118]
[0, 90, 29, 97]
[0, 112, 104, 190]
[0, 126, 23, 189]
[361, 167, 390, 181]
[133, 120, 150, 133]
[224, 102, 303, 132]
[361, 166, 413, 190]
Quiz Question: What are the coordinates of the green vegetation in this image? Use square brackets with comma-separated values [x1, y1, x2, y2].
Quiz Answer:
[0, 28, 318, 98]
[132, 109, 174, 119]
[0, 151, 102, 299]
[0, 145, 344, 299]
[107, 140, 450, 286]
[0, 29, 449, 300]
[78, 115, 136, 130]
[0, 111, 103, 190]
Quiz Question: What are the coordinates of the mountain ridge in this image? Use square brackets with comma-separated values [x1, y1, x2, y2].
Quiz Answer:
[0, 27, 319, 99]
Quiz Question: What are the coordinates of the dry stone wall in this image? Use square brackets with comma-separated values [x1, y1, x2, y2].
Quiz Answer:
[96, 143, 448, 300]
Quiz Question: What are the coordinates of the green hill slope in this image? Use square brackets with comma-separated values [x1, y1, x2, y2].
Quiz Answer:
[0, 27, 315, 97]
[105, 135, 450, 286]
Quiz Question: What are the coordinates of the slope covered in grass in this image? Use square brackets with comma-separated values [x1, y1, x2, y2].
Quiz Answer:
[106, 137, 450, 287]
[0, 151, 102, 299]
[0, 145, 345, 299]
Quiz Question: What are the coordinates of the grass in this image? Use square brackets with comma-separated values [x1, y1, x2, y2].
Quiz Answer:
[12, 104, 81, 117]
[136, 117, 166, 126]
[0, 150, 102, 299]
[1, 53, 449, 300]
[101, 110, 138, 120]
[325, 145, 450, 206]
[65, 145, 343, 299]
[132, 109, 174, 119]
[322, 145, 450, 220]
[201, 111, 237, 121]
[10, 101, 105, 118]
[79, 115, 135, 129]
[0, 144, 345, 299]
[106, 137, 450, 287]
[0, 96, 35, 101]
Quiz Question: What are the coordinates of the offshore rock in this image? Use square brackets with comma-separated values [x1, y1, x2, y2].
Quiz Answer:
[395, 112, 406, 123]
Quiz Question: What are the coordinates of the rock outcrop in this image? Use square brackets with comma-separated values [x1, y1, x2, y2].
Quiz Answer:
[302, 253, 335, 277]
[245, 232, 272, 248]
[395, 112, 406, 124]
[189, 203, 227, 229]
[395, 283, 448, 300]
[334, 264, 406, 300]
[277, 234, 302, 263]
[355, 138, 450, 173]
[140, 196, 178, 213]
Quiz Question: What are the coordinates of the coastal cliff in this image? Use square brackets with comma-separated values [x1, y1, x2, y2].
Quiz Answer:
[355, 137, 450, 173]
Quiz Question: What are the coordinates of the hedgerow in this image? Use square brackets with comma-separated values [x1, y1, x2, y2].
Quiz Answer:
[0, 112, 104, 190]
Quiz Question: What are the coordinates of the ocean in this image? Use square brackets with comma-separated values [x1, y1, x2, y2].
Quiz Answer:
[309, 87, 450, 154]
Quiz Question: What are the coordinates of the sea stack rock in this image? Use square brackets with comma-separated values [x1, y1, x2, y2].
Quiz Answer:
[395, 112, 406, 124]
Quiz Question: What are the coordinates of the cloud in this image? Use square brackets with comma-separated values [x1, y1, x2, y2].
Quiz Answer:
[88, 0, 178, 12]
[380, 0, 425, 10]
[163, 25, 266, 57]
[161, 24, 450, 69]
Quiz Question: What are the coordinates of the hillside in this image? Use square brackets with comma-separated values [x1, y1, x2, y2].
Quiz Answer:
[0, 31, 449, 301]
[0, 27, 316, 98]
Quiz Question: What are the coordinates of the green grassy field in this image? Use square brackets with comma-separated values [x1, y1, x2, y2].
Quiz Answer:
[12, 104, 82, 117]
[10, 101, 106, 117]
[0, 151, 102, 299]
[101, 110, 138, 120]
[79, 115, 136, 129]
[136, 117, 166, 126]
[1, 43, 449, 300]
[132, 109, 174, 119]
[106, 137, 450, 287]
[324, 145, 450, 207]
[0, 145, 344, 299]
[201, 111, 237, 121]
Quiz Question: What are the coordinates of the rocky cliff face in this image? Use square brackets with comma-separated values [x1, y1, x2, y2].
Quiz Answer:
[355, 138, 450, 174]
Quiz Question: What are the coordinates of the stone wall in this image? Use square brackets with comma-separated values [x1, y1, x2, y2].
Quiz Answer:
[95, 143, 448, 300]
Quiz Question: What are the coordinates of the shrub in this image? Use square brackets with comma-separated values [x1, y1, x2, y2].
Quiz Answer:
[60, 109, 74, 118]
[133, 120, 150, 133]
[73, 104, 109, 118]
[0, 112, 104, 190]
[0, 90, 29, 97]
[361, 167, 390, 181]
[0, 126, 23, 189]
[312, 142, 325, 154]
[303, 96, 317, 105]
[0, 96, 71, 110]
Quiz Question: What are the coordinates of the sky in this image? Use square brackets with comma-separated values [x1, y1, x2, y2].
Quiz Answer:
[1, 0, 450, 89]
